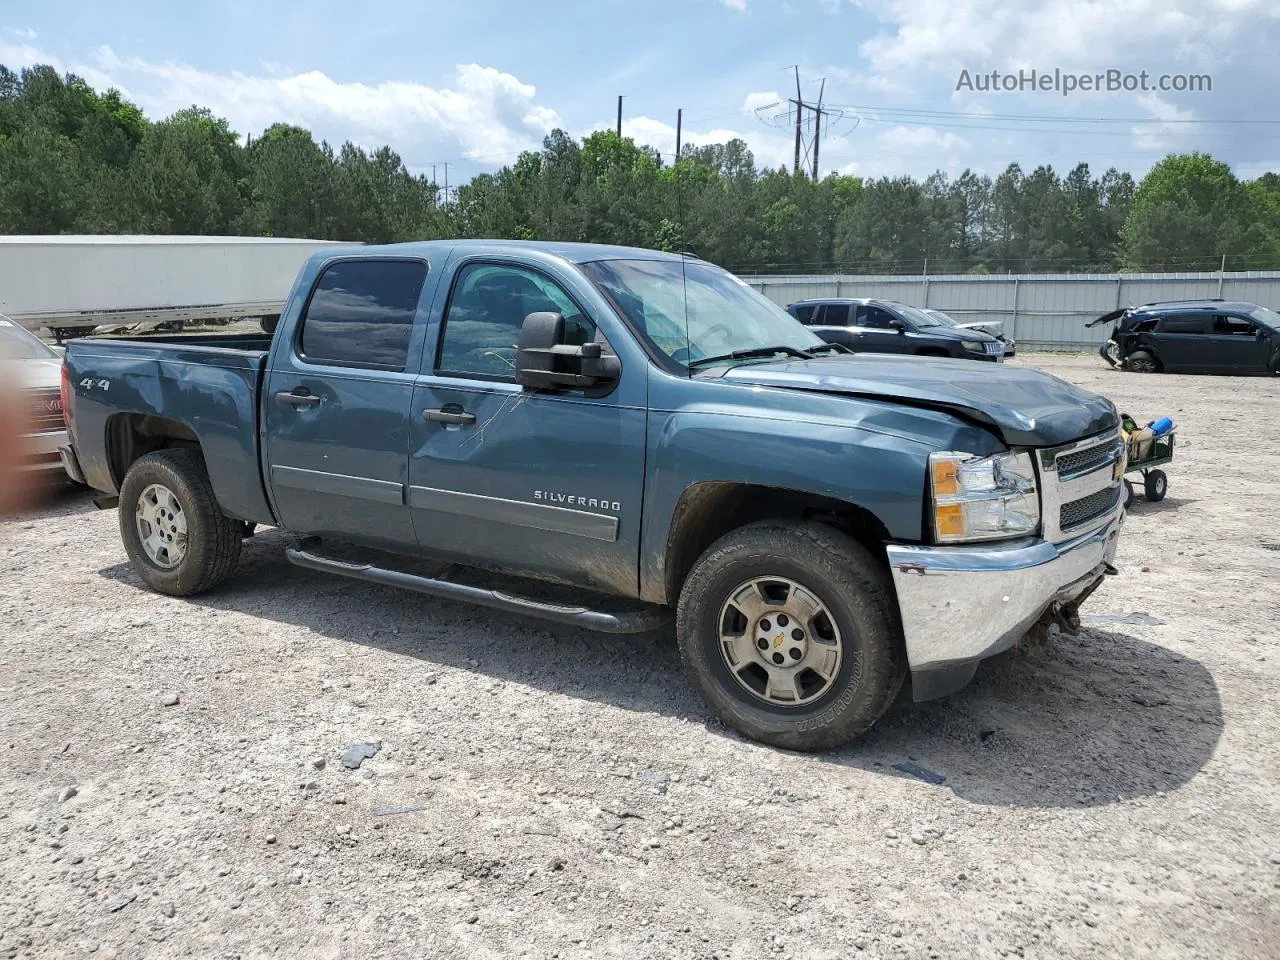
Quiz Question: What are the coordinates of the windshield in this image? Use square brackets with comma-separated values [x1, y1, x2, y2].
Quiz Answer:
[923, 309, 958, 327]
[893, 303, 946, 328]
[581, 259, 825, 369]
[0, 318, 58, 361]
[1249, 305, 1280, 331]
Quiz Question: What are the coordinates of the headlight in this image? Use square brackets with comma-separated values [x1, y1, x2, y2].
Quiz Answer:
[962, 340, 985, 352]
[929, 450, 1039, 543]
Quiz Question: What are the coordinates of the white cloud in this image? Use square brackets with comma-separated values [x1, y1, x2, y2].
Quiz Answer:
[742, 90, 784, 113]
[3, 26, 37, 41]
[840, 0, 1280, 171]
[1130, 93, 1196, 152]
[0, 38, 563, 169]
[720, 0, 749, 10]
[0, 37, 59, 72]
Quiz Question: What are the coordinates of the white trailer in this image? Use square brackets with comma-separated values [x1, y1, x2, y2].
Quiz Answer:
[0, 235, 348, 340]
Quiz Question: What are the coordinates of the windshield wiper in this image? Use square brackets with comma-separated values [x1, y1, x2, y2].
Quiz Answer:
[807, 342, 851, 355]
[688, 345, 814, 370]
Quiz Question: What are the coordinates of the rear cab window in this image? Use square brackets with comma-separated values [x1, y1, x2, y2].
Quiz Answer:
[298, 259, 429, 370]
[790, 304, 816, 324]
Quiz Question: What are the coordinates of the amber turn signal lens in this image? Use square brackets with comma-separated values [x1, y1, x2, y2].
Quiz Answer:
[932, 459, 959, 497]
[935, 503, 965, 538]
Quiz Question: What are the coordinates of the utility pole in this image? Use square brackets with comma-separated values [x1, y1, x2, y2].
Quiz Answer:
[792, 65, 803, 175]
[811, 78, 825, 179]
[675, 108, 682, 161]
[432, 164, 438, 203]
[616, 96, 623, 137]
[443, 162, 449, 207]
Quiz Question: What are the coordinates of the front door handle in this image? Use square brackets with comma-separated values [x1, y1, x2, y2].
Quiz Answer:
[277, 390, 322, 407]
[423, 406, 476, 426]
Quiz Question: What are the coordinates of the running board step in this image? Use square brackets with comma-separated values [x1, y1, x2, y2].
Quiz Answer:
[285, 546, 672, 634]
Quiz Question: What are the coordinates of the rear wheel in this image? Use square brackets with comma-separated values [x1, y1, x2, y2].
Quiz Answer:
[119, 449, 242, 596]
[1144, 469, 1168, 502]
[1126, 350, 1159, 373]
[676, 520, 905, 752]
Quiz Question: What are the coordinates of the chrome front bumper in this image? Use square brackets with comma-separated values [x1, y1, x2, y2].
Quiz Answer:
[885, 508, 1123, 700]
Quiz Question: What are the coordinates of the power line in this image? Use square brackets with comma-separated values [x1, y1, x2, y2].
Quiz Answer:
[824, 103, 1280, 125]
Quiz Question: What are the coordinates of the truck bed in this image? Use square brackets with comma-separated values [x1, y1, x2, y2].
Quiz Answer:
[64, 332, 276, 525]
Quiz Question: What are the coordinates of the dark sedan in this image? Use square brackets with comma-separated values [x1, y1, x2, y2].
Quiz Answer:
[786, 298, 1006, 362]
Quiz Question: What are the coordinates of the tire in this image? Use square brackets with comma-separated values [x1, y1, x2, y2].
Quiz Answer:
[1122, 479, 1135, 510]
[1125, 350, 1159, 373]
[676, 520, 906, 752]
[118, 449, 243, 596]
[1144, 469, 1168, 502]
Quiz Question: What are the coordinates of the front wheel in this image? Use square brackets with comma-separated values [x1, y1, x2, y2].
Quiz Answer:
[1144, 469, 1168, 502]
[1125, 350, 1159, 373]
[676, 521, 906, 751]
[119, 449, 243, 596]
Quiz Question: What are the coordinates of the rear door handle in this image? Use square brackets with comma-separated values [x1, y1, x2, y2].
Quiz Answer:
[423, 406, 476, 426]
[277, 390, 322, 407]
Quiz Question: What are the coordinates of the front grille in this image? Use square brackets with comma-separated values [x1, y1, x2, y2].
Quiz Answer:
[983, 341, 1003, 355]
[26, 389, 65, 432]
[1056, 439, 1121, 478]
[1060, 484, 1121, 530]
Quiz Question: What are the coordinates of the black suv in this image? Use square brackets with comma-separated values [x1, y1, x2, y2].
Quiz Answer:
[786, 298, 1006, 362]
[1088, 299, 1280, 374]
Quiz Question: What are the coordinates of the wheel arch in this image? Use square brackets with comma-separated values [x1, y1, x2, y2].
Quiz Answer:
[661, 481, 893, 607]
[106, 413, 203, 491]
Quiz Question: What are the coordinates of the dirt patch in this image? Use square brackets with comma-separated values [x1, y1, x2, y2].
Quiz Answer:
[1, 354, 1278, 959]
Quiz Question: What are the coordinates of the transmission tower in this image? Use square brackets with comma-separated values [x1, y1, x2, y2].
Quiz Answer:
[754, 68, 855, 179]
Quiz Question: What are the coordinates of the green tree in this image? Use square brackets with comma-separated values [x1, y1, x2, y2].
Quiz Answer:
[1122, 153, 1268, 271]
[129, 107, 246, 233]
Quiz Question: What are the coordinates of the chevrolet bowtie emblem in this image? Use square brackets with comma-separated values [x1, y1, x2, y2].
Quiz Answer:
[773, 634, 785, 648]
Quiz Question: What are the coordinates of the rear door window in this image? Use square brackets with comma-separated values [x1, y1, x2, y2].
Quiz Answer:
[820, 303, 851, 326]
[790, 304, 816, 324]
[299, 259, 428, 369]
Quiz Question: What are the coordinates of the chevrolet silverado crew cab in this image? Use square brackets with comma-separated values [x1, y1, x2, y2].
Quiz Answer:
[61, 241, 1125, 751]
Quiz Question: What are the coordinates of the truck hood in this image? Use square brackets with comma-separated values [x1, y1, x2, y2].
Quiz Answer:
[718, 354, 1118, 447]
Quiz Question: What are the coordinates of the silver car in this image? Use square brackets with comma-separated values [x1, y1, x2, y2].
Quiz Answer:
[1, 315, 70, 479]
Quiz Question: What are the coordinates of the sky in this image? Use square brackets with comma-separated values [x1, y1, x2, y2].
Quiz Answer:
[2, 0, 1279, 187]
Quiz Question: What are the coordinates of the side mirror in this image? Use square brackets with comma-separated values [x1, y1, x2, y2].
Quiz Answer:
[515, 312, 620, 390]
[888, 319, 906, 333]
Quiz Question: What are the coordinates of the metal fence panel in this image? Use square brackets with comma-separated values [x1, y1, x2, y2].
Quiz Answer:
[747, 271, 1280, 350]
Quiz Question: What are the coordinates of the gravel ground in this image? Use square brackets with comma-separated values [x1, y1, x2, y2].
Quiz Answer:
[2, 353, 1278, 960]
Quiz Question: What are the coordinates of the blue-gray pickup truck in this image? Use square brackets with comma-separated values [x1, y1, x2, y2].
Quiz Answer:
[60, 241, 1125, 750]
